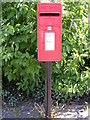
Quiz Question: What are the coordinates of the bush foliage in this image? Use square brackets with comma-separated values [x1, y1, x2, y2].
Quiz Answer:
[1, 2, 89, 100]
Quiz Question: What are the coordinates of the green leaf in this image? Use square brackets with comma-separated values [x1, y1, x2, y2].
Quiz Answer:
[80, 54, 88, 57]
[7, 73, 13, 82]
[65, 94, 68, 99]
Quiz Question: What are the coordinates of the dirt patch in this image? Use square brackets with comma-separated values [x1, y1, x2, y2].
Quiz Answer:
[2, 99, 41, 118]
[52, 104, 89, 119]
[2, 89, 90, 119]
[2, 98, 89, 119]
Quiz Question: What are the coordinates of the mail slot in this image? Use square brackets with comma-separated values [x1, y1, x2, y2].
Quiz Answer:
[37, 3, 62, 61]
[40, 12, 60, 16]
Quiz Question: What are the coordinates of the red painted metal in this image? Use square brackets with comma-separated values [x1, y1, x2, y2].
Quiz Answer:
[37, 3, 62, 61]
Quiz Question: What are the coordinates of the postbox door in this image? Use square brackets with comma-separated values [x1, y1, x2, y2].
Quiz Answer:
[38, 25, 62, 61]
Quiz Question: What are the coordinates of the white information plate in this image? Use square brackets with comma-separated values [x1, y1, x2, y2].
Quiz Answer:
[45, 32, 55, 51]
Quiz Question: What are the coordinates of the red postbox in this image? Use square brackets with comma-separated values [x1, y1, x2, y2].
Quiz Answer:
[37, 3, 62, 61]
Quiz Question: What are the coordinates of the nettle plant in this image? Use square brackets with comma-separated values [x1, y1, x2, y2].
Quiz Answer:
[2, 2, 89, 100]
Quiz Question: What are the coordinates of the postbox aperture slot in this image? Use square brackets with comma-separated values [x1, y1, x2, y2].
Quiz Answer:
[40, 12, 60, 16]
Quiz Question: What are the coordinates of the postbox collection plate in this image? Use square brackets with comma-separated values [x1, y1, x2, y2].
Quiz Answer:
[45, 32, 55, 51]
[37, 3, 62, 61]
